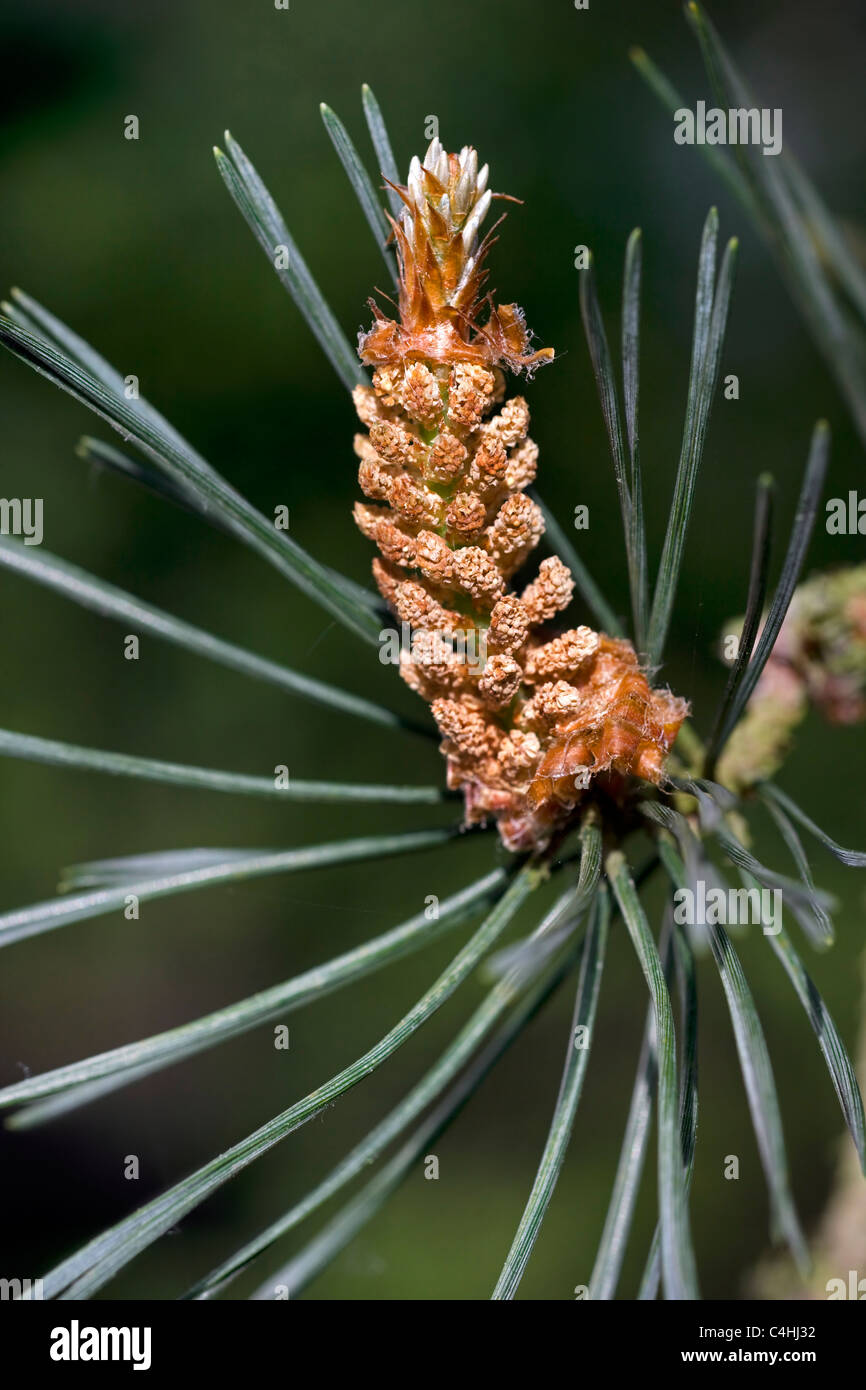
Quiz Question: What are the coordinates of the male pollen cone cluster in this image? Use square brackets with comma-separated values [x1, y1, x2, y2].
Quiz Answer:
[353, 138, 688, 850]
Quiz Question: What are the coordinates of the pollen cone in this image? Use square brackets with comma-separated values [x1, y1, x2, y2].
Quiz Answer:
[353, 138, 687, 850]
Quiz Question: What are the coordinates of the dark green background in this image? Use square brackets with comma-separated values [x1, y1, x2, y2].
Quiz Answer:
[0, 0, 864, 1299]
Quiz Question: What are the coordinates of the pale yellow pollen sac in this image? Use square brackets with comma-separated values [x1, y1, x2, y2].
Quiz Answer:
[399, 653, 436, 700]
[352, 383, 385, 428]
[443, 757, 464, 793]
[357, 456, 396, 503]
[487, 593, 531, 654]
[369, 419, 424, 469]
[431, 696, 499, 758]
[485, 494, 545, 573]
[401, 362, 443, 426]
[373, 559, 461, 632]
[466, 436, 508, 494]
[371, 555, 400, 605]
[521, 556, 575, 625]
[414, 529, 456, 587]
[477, 755, 506, 787]
[481, 396, 530, 449]
[504, 437, 539, 491]
[447, 363, 497, 430]
[353, 502, 417, 568]
[399, 648, 466, 700]
[451, 546, 506, 607]
[498, 729, 542, 779]
[353, 432, 383, 465]
[409, 628, 464, 672]
[523, 626, 601, 682]
[371, 367, 403, 409]
[388, 473, 443, 528]
[477, 653, 523, 708]
[446, 491, 487, 538]
[513, 696, 546, 734]
[352, 500, 384, 543]
[533, 679, 583, 723]
[505, 442, 539, 497]
[426, 429, 468, 484]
